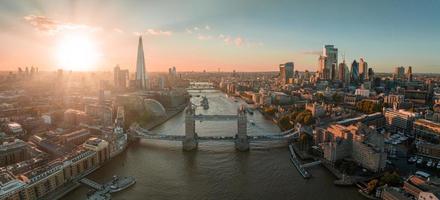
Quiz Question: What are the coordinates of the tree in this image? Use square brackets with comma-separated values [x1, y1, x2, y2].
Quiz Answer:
[367, 179, 378, 194]
[264, 107, 276, 116]
[316, 93, 325, 102]
[278, 116, 292, 131]
[380, 172, 401, 186]
[332, 93, 343, 104]
[356, 100, 382, 114]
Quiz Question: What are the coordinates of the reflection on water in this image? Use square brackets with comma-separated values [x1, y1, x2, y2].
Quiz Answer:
[63, 90, 363, 200]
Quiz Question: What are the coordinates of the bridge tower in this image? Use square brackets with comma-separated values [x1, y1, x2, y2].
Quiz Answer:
[235, 106, 249, 151]
[183, 102, 198, 151]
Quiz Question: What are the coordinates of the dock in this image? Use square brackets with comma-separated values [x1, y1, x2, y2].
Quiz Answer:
[79, 175, 136, 200]
[79, 178, 103, 190]
[288, 144, 311, 179]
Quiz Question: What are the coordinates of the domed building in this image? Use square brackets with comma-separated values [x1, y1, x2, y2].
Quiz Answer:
[143, 99, 166, 117]
[116, 95, 167, 120]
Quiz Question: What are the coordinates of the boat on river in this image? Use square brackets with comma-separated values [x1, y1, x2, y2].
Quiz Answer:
[108, 175, 136, 193]
[201, 96, 209, 109]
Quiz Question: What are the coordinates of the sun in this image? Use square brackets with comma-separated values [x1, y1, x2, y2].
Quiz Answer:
[55, 33, 101, 71]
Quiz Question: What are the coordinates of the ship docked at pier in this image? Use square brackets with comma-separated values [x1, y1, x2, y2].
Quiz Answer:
[201, 96, 209, 109]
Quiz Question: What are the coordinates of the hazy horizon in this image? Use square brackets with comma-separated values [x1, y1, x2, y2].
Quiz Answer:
[1, 0, 439, 73]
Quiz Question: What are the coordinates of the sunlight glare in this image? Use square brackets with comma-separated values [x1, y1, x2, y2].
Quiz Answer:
[55, 33, 101, 71]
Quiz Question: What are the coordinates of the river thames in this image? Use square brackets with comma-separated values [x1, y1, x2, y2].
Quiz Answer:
[64, 90, 363, 200]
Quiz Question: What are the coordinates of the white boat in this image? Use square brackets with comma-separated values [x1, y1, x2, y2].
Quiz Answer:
[427, 159, 433, 167]
[109, 176, 136, 193]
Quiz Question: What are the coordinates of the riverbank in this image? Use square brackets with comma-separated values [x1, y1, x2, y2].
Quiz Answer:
[45, 105, 187, 200]
[63, 89, 364, 200]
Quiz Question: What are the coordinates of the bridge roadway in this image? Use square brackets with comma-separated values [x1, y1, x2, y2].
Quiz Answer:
[193, 114, 237, 121]
[130, 127, 298, 142]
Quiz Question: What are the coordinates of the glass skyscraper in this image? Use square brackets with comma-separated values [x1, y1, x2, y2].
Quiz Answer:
[351, 60, 359, 83]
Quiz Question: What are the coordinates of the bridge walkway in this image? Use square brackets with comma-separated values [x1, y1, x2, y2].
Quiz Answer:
[79, 178, 103, 190]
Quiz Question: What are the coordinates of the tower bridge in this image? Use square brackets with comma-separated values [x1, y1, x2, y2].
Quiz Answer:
[129, 102, 299, 151]
[184, 102, 249, 151]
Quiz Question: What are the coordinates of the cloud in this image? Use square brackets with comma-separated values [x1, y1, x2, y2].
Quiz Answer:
[113, 28, 124, 34]
[220, 35, 249, 47]
[145, 29, 172, 36]
[186, 26, 263, 48]
[234, 37, 244, 47]
[23, 15, 100, 35]
[301, 50, 322, 56]
[197, 34, 212, 40]
[23, 15, 58, 33]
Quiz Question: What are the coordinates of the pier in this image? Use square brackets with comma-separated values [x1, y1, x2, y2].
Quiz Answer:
[79, 176, 136, 200]
[79, 178, 103, 190]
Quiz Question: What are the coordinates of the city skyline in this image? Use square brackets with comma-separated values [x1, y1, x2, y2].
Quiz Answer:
[0, 0, 440, 73]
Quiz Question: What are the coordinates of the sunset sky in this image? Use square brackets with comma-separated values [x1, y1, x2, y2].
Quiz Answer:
[0, 0, 439, 72]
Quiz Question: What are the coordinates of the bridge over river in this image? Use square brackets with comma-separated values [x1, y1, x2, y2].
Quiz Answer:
[130, 125, 298, 142]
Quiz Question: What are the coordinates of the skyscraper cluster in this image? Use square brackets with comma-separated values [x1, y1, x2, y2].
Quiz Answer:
[316, 44, 374, 86]
[393, 66, 413, 81]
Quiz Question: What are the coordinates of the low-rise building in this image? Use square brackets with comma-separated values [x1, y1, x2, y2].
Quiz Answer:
[419, 191, 440, 200]
[380, 186, 411, 200]
[60, 129, 92, 145]
[355, 89, 370, 97]
[384, 108, 417, 134]
[0, 139, 30, 167]
[417, 142, 440, 159]
[344, 94, 361, 107]
[414, 119, 440, 144]
[83, 138, 110, 165]
[305, 102, 325, 118]
[85, 104, 113, 127]
[403, 175, 440, 199]
[0, 171, 26, 200]
[4, 123, 25, 137]
[384, 94, 405, 105]
[63, 109, 89, 128]
[320, 123, 387, 172]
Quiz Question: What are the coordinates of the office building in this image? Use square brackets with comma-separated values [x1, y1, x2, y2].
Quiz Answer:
[279, 62, 294, 85]
[407, 66, 413, 82]
[351, 60, 359, 83]
[367, 68, 374, 82]
[359, 58, 368, 81]
[114, 65, 129, 89]
[320, 45, 338, 81]
[338, 61, 347, 83]
[394, 66, 405, 80]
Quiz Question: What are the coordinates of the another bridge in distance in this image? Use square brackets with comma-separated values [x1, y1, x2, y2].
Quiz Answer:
[187, 82, 215, 90]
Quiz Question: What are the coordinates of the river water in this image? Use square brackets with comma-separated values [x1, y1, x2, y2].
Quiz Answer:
[63, 90, 363, 200]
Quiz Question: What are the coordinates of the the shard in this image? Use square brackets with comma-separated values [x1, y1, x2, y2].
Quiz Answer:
[136, 36, 148, 89]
